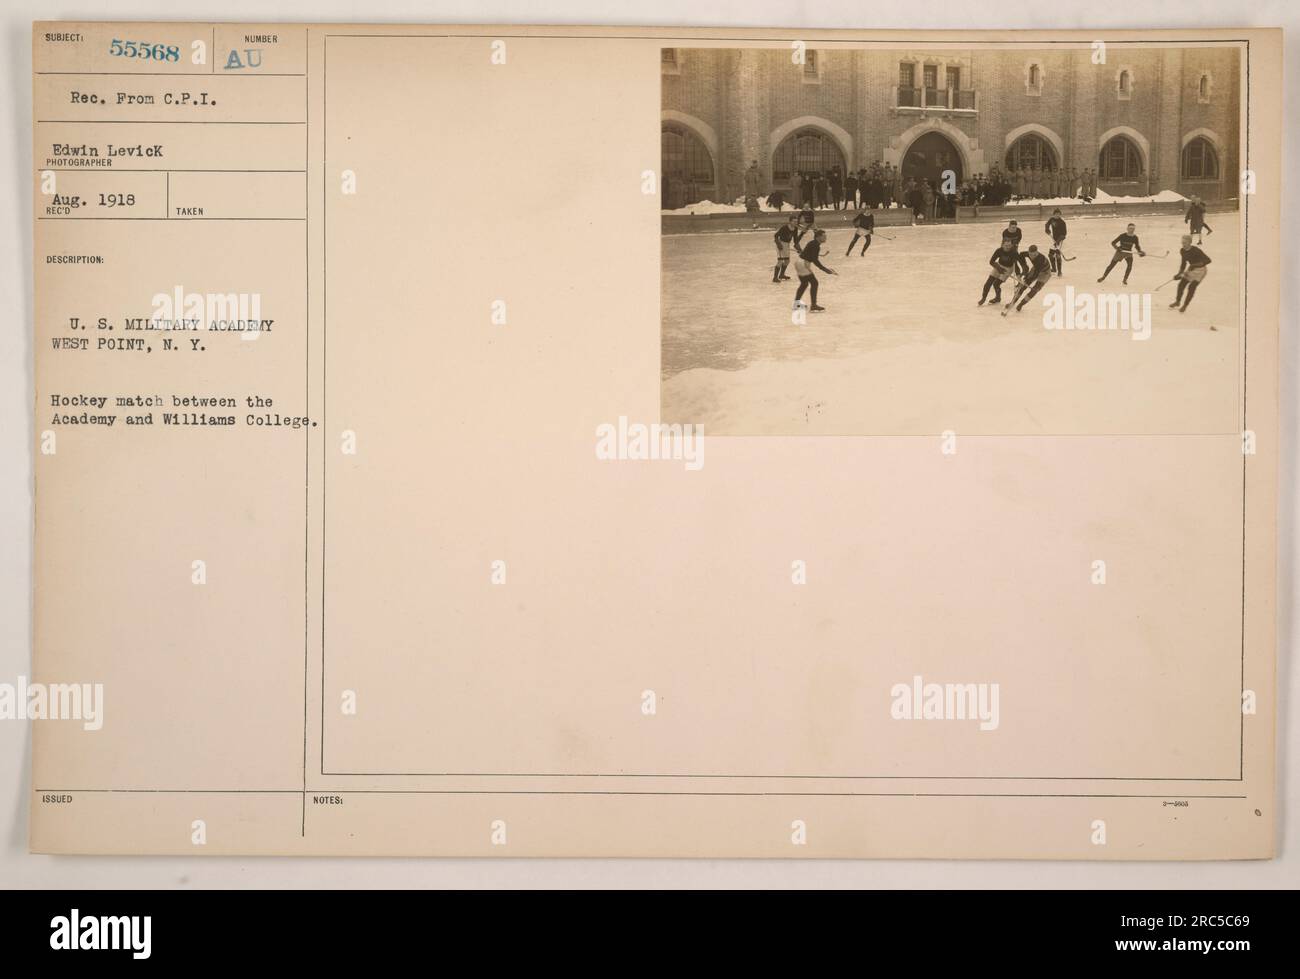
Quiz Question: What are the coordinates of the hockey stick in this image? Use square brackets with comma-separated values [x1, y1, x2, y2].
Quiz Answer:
[1145, 249, 1170, 259]
[1153, 276, 1178, 291]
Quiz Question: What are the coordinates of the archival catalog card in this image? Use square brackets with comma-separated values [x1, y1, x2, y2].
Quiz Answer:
[29, 23, 1281, 858]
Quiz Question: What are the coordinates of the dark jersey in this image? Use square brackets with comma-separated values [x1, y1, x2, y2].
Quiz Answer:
[774, 224, 797, 245]
[1178, 246, 1212, 271]
[1023, 251, 1052, 279]
[1111, 233, 1141, 253]
[989, 247, 1024, 273]
[1185, 203, 1206, 227]
[798, 239, 832, 273]
[1045, 216, 1067, 241]
[853, 212, 874, 231]
[1001, 226, 1023, 248]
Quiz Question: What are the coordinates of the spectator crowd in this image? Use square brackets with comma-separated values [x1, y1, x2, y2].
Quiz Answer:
[748, 160, 1105, 222]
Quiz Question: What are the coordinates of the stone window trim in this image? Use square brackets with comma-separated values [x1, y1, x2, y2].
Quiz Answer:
[1196, 70, 1214, 104]
[1116, 66, 1135, 100]
[1024, 60, 1045, 96]
[801, 48, 823, 84]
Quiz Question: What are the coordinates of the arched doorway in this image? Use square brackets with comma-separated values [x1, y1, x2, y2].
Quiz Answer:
[771, 128, 847, 188]
[901, 131, 963, 186]
[1005, 133, 1058, 171]
[661, 124, 716, 208]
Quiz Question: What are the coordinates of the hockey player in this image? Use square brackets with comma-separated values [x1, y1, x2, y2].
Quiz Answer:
[845, 207, 875, 256]
[1044, 208, 1068, 276]
[1002, 244, 1053, 316]
[978, 240, 1026, 307]
[793, 228, 837, 313]
[1184, 197, 1213, 244]
[772, 215, 798, 283]
[1097, 223, 1146, 286]
[1001, 219, 1023, 253]
[794, 202, 816, 245]
[1169, 234, 1211, 312]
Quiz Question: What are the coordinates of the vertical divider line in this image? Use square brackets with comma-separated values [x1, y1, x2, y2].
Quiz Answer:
[302, 28, 311, 838]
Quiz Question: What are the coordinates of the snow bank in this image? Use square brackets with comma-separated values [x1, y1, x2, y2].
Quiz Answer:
[661, 199, 747, 215]
[667, 189, 1189, 215]
[1006, 189, 1186, 207]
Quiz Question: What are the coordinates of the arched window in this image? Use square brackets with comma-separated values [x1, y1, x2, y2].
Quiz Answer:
[771, 129, 846, 183]
[1118, 70, 1131, 94]
[1098, 135, 1143, 180]
[1181, 137, 1219, 180]
[1025, 62, 1043, 95]
[1005, 133, 1057, 171]
[1196, 72, 1212, 103]
[661, 125, 714, 206]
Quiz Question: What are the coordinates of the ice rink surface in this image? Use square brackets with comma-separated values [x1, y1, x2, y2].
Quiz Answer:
[661, 211, 1241, 435]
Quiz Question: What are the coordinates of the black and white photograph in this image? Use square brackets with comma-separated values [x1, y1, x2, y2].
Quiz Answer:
[661, 43, 1243, 434]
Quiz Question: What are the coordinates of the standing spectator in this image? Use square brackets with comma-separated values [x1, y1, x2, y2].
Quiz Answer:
[906, 179, 922, 222]
[743, 159, 761, 204]
[1184, 195, 1212, 243]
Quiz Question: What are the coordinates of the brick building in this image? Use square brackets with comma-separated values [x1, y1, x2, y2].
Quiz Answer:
[660, 45, 1240, 208]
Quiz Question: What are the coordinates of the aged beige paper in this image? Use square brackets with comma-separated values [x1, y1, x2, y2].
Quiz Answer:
[30, 23, 1279, 857]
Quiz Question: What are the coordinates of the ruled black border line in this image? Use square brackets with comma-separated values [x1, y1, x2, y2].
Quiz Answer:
[37, 119, 304, 124]
[34, 788, 1248, 800]
[38, 168, 307, 172]
[302, 28, 311, 837]
[320, 31, 328, 788]
[36, 216, 305, 221]
[1239, 36, 1250, 782]
[36, 71, 305, 76]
